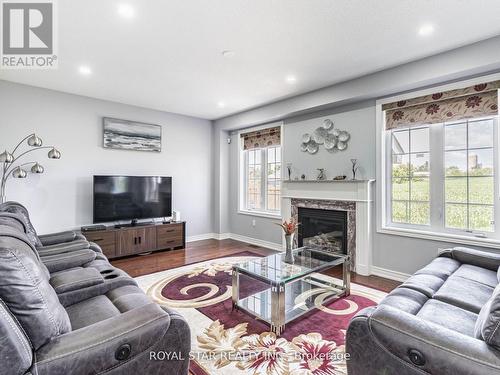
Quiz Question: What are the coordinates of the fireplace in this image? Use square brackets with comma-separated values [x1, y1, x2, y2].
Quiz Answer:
[298, 207, 347, 254]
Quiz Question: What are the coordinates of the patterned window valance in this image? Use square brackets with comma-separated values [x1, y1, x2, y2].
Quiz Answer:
[383, 80, 500, 130]
[241, 126, 281, 150]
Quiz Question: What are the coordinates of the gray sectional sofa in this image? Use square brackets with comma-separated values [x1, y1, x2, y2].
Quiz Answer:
[0, 202, 191, 375]
[347, 246, 500, 375]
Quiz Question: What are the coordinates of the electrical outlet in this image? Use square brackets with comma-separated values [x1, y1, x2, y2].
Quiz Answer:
[252, 219, 256, 227]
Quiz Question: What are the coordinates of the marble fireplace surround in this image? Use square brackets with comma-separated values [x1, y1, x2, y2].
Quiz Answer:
[282, 180, 375, 276]
[291, 199, 356, 270]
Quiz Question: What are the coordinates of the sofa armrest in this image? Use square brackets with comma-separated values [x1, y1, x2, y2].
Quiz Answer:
[37, 240, 91, 257]
[40, 249, 96, 273]
[50, 268, 104, 294]
[439, 247, 500, 271]
[38, 231, 85, 246]
[34, 303, 177, 375]
[349, 304, 500, 375]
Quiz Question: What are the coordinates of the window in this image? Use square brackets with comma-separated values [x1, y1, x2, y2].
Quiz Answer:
[386, 116, 498, 238]
[239, 125, 282, 216]
[444, 119, 495, 232]
[243, 146, 281, 214]
[380, 79, 500, 242]
[391, 126, 430, 225]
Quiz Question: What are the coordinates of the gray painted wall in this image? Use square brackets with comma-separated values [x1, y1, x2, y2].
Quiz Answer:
[0, 81, 213, 237]
[216, 36, 500, 275]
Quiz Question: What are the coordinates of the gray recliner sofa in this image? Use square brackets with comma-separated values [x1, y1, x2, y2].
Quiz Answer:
[0, 211, 191, 374]
[346, 247, 500, 375]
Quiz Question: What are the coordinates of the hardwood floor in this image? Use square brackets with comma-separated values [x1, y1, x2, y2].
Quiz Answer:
[112, 238, 401, 293]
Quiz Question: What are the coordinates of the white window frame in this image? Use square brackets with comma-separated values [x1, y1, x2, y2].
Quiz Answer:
[238, 122, 283, 219]
[376, 73, 500, 248]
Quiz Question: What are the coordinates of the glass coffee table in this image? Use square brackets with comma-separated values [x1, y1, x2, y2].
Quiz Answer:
[232, 247, 350, 335]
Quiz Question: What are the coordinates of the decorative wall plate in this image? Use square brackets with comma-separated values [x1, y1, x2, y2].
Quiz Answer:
[322, 119, 334, 130]
[324, 133, 337, 150]
[306, 142, 319, 154]
[338, 131, 350, 142]
[300, 118, 350, 154]
[312, 127, 328, 144]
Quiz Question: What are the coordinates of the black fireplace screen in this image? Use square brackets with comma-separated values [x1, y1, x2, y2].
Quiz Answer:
[298, 207, 347, 254]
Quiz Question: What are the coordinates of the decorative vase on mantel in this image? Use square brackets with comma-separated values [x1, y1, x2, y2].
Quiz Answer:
[284, 233, 295, 264]
[276, 218, 300, 264]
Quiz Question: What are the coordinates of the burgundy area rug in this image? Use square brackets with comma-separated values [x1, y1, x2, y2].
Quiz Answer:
[135, 252, 386, 375]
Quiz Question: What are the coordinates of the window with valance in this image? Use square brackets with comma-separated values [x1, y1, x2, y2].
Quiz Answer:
[381, 80, 499, 239]
[239, 125, 282, 215]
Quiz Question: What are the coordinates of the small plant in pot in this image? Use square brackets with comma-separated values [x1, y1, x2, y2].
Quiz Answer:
[276, 218, 300, 263]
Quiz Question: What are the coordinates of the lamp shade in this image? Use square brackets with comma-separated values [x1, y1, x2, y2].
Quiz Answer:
[12, 167, 27, 178]
[27, 134, 43, 147]
[48, 148, 61, 159]
[31, 163, 44, 174]
[0, 150, 14, 163]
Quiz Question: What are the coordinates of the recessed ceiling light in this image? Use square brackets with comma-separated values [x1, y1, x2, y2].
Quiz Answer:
[222, 50, 235, 58]
[286, 75, 297, 84]
[78, 65, 92, 76]
[418, 24, 434, 37]
[217, 101, 226, 108]
[118, 4, 135, 19]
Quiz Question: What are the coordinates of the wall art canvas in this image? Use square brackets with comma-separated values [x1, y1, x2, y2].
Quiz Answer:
[103, 117, 162, 152]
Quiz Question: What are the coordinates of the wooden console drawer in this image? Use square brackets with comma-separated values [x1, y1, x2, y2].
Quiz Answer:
[99, 243, 117, 258]
[157, 224, 183, 237]
[84, 231, 116, 246]
[157, 236, 183, 249]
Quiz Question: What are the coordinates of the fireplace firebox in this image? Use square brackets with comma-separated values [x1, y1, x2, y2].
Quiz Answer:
[297, 207, 347, 254]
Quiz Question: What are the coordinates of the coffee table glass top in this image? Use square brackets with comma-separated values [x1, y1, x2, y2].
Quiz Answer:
[233, 247, 347, 284]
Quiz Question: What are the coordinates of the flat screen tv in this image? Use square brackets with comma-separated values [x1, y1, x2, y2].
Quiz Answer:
[93, 175, 172, 224]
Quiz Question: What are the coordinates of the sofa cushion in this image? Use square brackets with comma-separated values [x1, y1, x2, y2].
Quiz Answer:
[378, 287, 428, 315]
[66, 295, 121, 330]
[414, 257, 461, 280]
[474, 284, 500, 348]
[66, 285, 152, 330]
[452, 264, 498, 288]
[433, 276, 494, 313]
[400, 273, 445, 298]
[0, 227, 71, 349]
[417, 299, 478, 336]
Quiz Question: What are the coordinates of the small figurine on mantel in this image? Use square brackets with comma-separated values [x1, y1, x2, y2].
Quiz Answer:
[351, 159, 359, 180]
[317, 168, 326, 181]
[286, 163, 292, 181]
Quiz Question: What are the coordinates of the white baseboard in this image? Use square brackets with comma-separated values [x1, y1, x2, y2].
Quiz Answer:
[371, 266, 411, 282]
[213, 232, 231, 240]
[186, 233, 217, 242]
[228, 233, 283, 251]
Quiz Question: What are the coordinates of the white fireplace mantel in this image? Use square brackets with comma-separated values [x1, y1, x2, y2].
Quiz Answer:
[281, 179, 375, 276]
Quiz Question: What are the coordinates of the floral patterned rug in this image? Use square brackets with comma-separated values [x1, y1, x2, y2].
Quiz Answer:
[135, 252, 386, 375]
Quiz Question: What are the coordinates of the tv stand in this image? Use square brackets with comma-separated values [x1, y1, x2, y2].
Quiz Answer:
[82, 221, 186, 260]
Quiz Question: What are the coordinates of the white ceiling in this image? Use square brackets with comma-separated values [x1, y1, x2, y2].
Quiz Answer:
[1, 0, 500, 120]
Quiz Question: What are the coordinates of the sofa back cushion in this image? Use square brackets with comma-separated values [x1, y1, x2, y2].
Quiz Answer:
[0, 201, 42, 247]
[474, 283, 500, 348]
[0, 225, 71, 349]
